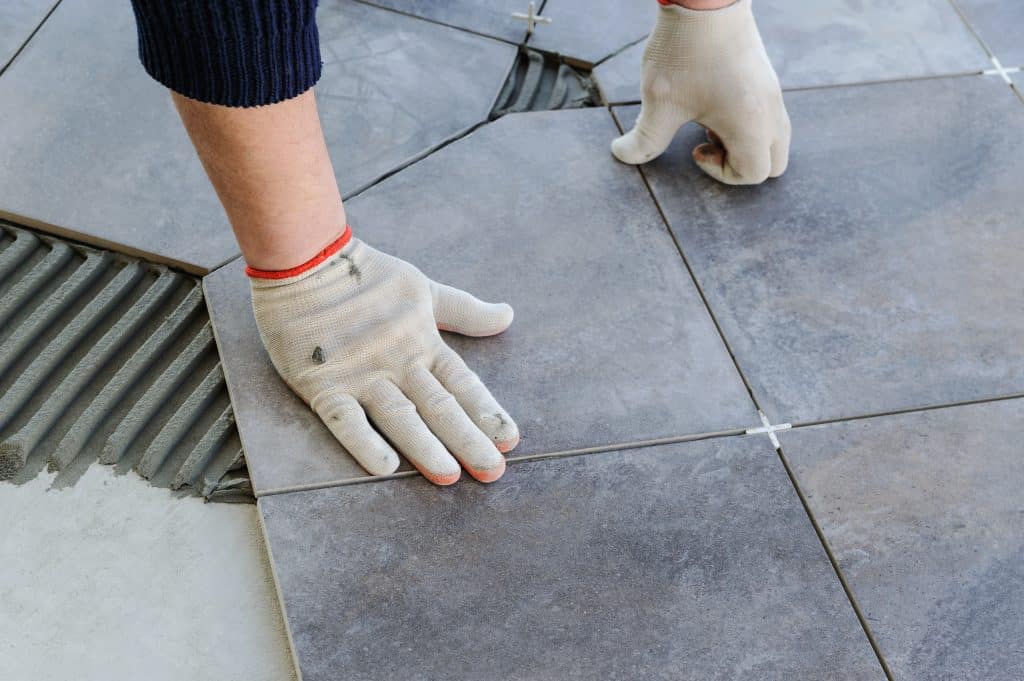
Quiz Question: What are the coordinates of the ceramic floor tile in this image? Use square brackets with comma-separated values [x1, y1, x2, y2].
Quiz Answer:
[260, 436, 884, 681]
[0, 0, 232, 273]
[955, 0, 1024, 67]
[0, 0, 514, 273]
[355, 0, 529, 43]
[594, 0, 991, 104]
[778, 399, 1024, 681]
[622, 75, 1024, 424]
[0, 0, 54, 71]
[526, 0, 656, 66]
[206, 108, 757, 495]
[316, 0, 516, 197]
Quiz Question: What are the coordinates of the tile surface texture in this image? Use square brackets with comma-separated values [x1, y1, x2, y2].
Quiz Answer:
[0, 0, 231, 273]
[594, 0, 991, 103]
[955, 0, 1024, 67]
[260, 437, 884, 681]
[623, 75, 1024, 424]
[316, 0, 516, 196]
[355, 0, 529, 42]
[0, 0, 54, 71]
[0, 0, 513, 272]
[779, 399, 1024, 681]
[526, 0, 656, 65]
[207, 108, 757, 494]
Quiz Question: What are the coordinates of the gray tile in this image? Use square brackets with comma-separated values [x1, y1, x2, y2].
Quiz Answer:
[594, 0, 991, 103]
[0, 0, 54, 71]
[0, 0, 231, 273]
[347, 111, 757, 456]
[779, 399, 1024, 681]
[356, 0, 529, 43]
[206, 108, 757, 495]
[260, 437, 885, 681]
[317, 0, 516, 196]
[526, 0, 656, 66]
[623, 75, 1024, 424]
[593, 40, 646, 104]
[0, 0, 514, 273]
[956, 0, 1024, 67]
[203, 258, 412, 496]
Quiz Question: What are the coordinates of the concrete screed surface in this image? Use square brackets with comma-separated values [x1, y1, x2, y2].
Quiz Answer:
[0, 466, 295, 681]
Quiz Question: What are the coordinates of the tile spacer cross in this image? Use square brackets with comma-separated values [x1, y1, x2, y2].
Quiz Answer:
[512, 2, 551, 34]
[982, 56, 1020, 85]
[745, 410, 792, 449]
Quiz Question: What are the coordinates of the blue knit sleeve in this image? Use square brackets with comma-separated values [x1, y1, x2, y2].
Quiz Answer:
[129, 0, 323, 107]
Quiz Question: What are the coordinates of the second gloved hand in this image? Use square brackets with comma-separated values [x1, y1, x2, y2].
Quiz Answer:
[611, 0, 790, 185]
[248, 226, 519, 485]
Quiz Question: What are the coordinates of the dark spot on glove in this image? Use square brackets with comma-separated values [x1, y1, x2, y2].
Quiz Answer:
[312, 346, 326, 364]
[339, 254, 362, 283]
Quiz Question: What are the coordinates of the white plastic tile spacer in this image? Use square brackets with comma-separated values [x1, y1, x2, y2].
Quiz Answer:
[982, 56, 1020, 85]
[512, 2, 552, 34]
[745, 410, 792, 449]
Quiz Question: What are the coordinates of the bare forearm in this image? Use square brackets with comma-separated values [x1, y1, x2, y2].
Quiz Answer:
[173, 91, 346, 271]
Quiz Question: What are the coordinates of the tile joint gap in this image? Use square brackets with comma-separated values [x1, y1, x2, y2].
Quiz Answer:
[255, 424, 760, 498]
[773, 444, 896, 681]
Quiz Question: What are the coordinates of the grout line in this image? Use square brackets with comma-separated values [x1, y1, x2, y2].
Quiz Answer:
[256, 425, 755, 497]
[592, 34, 647, 68]
[604, 68, 997, 109]
[255, 500, 304, 681]
[0, 0, 63, 78]
[947, 0, 996, 60]
[350, 0, 526, 47]
[607, 107, 766, 414]
[342, 119, 491, 202]
[947, 0, 1022, 94]
[207, 252, 243, 275]
[772, 442, 896, 680]
[788, 392, 1024, 431]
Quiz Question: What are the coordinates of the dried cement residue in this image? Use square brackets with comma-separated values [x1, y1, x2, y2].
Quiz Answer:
[0, 465, 296, 681]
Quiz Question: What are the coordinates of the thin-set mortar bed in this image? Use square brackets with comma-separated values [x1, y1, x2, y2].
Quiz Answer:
[0, 222, 252, 502]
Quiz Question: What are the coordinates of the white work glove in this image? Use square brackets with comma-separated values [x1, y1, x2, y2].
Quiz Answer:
[611, 0, 790, 185]
[248, 227, 519, 485]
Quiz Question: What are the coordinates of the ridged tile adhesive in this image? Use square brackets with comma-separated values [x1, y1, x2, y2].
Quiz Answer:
[0, 223, 252, 503]
[491, 48, 599, 118]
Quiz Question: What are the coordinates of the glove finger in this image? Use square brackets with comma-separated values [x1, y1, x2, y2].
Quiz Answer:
[404, 366, 505, 483]
[430, 281, 513, 337]
[363, 380, 462, 486]
[311, 392, 400, 476]
[692, 126, 772, 185]
[432, 345, 520, 454]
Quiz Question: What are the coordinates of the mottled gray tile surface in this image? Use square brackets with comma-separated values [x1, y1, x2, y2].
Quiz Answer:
[203, 259, 413, 496]
[260, 437, 884, 681]
[0, 0, 231, 273]
[0, 0, 55, 71]
[317, 0, 516, 196]
[956, 0, 1024, 67]
[594, 0, 991, 103]
[527, 0, 655, 65]
[0, 0, 513, 272]
[779, 399, 1024, 681]
[593, 40, 645, 104]
[347, 110, 757, 455]
[624, 75, 1024, 424]
[355, 0, 528, 43]
[208, 108, 757, 494]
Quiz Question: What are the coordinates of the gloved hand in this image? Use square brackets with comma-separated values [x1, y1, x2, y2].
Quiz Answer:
[611, 0, 790, 185]
[248, 226, 519, 485]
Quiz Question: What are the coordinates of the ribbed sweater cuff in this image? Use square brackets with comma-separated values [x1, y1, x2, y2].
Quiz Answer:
[130, 0, 323, 108]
